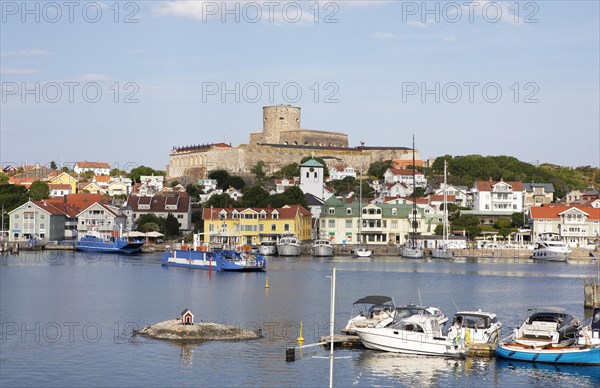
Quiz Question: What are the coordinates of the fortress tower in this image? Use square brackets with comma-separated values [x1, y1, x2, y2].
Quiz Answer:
[262, 105, 301, 144]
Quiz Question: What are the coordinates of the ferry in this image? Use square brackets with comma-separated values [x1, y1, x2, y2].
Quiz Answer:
[162, 246, 266, 272]
[75, 234, 144, 254]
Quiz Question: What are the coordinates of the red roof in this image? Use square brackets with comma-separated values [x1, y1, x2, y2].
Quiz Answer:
[475, 180, 525, 191]
[48, 184, 71, 190]
[45, 193, 106, 212]
[32, 201, 67, 216]
[388, 168, 422, 176]
[428, 195, 456, 202]
[76, 161, 110, 169]
[530, 205, 600, 220]
[202, 205, 311, 220]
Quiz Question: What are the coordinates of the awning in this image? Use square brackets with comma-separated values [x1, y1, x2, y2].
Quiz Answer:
[145, 231, 164, 238]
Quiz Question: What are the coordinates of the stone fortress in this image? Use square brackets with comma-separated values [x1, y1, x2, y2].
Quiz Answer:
[166, 105, 417, 181]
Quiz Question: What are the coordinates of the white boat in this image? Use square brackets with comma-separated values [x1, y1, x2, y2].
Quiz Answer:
[513, 307, 580, 347]
[342, 295, 396, 334]
[400, 135, 424, 259]
[532, 233, 571, 262]
[577, 307, 600, 347]
[354, 244, 372, 258]
[277, 236, 301, 256]
[258, 239, 277, 256]
[355, 315, 465, 358]
[393, 303, 448, 326]
[432, 160, 453, 260]
[446, 311, 502, 345]
[312, 239, 334, 257]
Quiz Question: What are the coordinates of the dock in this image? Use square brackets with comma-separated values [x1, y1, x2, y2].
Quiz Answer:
[466, 343, 496, 357]
[319, 334, 364, 349]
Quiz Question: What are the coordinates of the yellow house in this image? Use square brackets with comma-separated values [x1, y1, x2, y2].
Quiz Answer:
[48, 172, 78, 193]
[202, 205, 312, 245]
[79, 182, 106, 195]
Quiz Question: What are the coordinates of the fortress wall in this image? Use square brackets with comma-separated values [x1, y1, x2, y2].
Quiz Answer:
[279, 130, 348, 148]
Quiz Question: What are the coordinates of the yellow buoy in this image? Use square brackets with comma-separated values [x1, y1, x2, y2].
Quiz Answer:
[265, 275, 269, 289]
[297, 321, 304, 343]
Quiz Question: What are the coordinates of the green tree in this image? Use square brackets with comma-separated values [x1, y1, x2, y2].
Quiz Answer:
[272, 163, 299, 179]
[110, 168, 127, 176]
[367, 160, 393, 178]
[329, 176, 356, 195]
[164, 213, 180, 238]
[0, 184, 28, 212]
[170, 180, 180, 188]
[511, 212, 527, 228]
[208, 170, 231, 189]
[81, 171, 95, 180]
[186, 183, 203, 198]
[50, 161, 58, 170]
[434, 224, 444, 236]
[135, 213, 164, 231]
[241, 185, 270, 207]
[129, 166, 163, 183]
[0, 173, 8, 185]
[451, 214, 482, 240]
[409, 187, 426, 198]
[29, 181, 50, 200]
[494, 218, 513, 237]
[140, 222, 161, 233]
[203, 193, 238, 209]
[227, 176, 246, 191]
[250, 161, 267, 182]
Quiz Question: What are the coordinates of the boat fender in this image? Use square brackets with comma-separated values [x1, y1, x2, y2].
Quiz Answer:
[555, 353, 563, 362]
[532, 353, 540, 362]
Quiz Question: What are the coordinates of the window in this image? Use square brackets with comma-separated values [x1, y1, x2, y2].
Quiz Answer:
[40, 214, 45, 219]
[209, 224, 214, 232]
[346, 208, 352, 215]
[272, 212, 279, 219]
[271, 224, 276, 232]
[391, 220, 398, 229]
[177, 214, 183, 219]
[14, 222, 19, 229]
[14, 214, 19, 219]
[328, 208, 335, 215]
[39, 223, 45, 229]
[392, 208, 397, 215]
[345, 220, 352, 228]
[284, 224, 290, 232]
[328, 220, 335, 228]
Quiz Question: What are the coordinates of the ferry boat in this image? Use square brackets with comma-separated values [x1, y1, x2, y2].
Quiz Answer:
[277, 236, 301, 256]
[531, 233, 571, 262]
[161, 248, 266, 272]
[75, 234, 144, 254]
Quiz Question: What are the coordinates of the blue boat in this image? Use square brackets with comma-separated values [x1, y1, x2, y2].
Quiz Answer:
[75, 234, 144, 254]
[161, 248, 267, 272]
[496, 342, 600, 365]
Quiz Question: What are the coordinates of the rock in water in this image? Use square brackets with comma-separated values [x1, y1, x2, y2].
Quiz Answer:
[138, 320, 261, 341]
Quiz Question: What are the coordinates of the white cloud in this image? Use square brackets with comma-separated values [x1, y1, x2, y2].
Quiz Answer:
[79, 73, 113, 81]
[373, 32, 395, 40]
[1, 49, 50, 57]
[0, 67, 40, 75]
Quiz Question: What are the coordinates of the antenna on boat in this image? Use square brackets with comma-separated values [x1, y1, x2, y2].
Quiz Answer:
[450, 297, 459, 311]
[418, 287, 422, 306]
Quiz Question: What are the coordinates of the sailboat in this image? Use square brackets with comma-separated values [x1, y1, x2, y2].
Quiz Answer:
[355, 161, 372, 258]
[431, 160, 452, 259]
[400, 135, 423, 259]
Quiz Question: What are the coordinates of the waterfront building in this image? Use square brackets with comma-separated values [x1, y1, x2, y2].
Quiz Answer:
[76, 202, 127, 236]
[426, 183, 471, 208]
[127, 192, 192, 232]
[471, 179, 524, 212]
[529, 204, 600, 248]
[523, 183, 555, 209]
[202, 205, 312, 245]
[8, 200, 66, 243]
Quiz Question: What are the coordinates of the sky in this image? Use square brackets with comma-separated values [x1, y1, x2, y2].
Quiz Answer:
[1, 0, 599, 172]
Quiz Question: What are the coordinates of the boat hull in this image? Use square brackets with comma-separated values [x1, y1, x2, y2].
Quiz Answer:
[496, 343, 600, 365]
[312, 244, 334, 257]
[75, 236, 144, 254]
[355, 328, 463, 358]
[431, 249, 453, 259]
[277, 244, 301, 256]
[258, 245, 277, 256]
[531, 249, 570, 262]
[401, 247, 423, 259]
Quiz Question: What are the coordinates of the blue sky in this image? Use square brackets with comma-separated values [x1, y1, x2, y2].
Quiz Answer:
[1, 1, 598, 171]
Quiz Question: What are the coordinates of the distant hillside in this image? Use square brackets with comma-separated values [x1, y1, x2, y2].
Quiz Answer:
[430, 155, 599, 199]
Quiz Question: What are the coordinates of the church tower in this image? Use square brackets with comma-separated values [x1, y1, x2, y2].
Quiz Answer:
[300, 158, 324, 200]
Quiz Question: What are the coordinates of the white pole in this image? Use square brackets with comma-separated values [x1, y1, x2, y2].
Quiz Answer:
[329, 267, 336, 388]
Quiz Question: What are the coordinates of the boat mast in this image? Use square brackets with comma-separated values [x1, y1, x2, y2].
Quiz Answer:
[443, 160, 448, 245]
[411, 135, 417, 247]
[358, 157, 363, 245]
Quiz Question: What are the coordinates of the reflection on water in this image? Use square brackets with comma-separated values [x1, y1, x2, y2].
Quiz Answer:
[178, 343, 194, 369]
[496, 358, 600, 386]
[357, 351, 461, 387]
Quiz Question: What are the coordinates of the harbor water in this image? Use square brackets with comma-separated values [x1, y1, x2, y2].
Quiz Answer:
[1, 251, 599, 387]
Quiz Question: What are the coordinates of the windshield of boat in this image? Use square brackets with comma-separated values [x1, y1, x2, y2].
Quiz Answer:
[394, 307, 426, 320]
[453, 314, 490, 329]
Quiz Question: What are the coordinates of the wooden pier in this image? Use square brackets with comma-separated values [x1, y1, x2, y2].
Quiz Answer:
[319, 334, 364, 349]
[466, 343, 496, 357]
[584, 279, 600, 308]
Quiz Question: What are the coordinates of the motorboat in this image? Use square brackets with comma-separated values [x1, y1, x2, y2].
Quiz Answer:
[342, 295, 396, 334]
[531, 233, 571, 262]
[393, 303, 448, 326]
[496, 342, 600, 365]
[354, 315, 465, 358]
[512, 307, 580, 347]
[446, 311, 502, 345]
[161, 247, 267, 272]
[258, 239, 277, 256]
[354, 244, 372, 258]
[312, 239, 334, 257]
[276, 236, 301, 256]
[577, 306, 600, 347]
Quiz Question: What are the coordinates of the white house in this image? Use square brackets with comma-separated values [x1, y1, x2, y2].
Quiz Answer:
[8, 201, 66, 243]
[472, 179, 525, 212]
[225, 187, 243, 201]
[48, 184, 73, 198]
[274, 178, 297, 194]
[197, 179, 218, 192]
[381, 182, 411, 199]
[383, 168, 427, 188]
[76, 202, 127, 236]
[74, 161, 110, 176]
[428, 183, 471, 208]
[530, 204, 600, 247]
[328, 164, 357, 181]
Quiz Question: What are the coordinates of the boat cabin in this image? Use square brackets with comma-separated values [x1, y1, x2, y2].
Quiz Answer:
[452, 312, 498, 330]
[181, 308, 194, 325]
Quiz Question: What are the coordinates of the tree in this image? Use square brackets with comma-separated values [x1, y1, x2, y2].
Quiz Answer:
[451, 213, 482, 240]
[368, 160, 393, 178]
[241, 185, 270, 207]
[409, 187, 426, 198]
[250, 161, 267, 182]
[186, 183, 203, 198]
[203, 193, 238, 209]
[82, 171, 95, 180]
[227, 176, 246, 190]
[280, 186, 308, 208]
[434, 224, 444, 235]
[170, 180, 180, 188]
[29, 181, 50, 200]
[0, 173, 8, 185]
[110, 168, 127, 176]
[0, 184, 28, 212]
[208, 170, 231, 189]
[272, 163, 299, 179]
[140, 222, 161, 233]
[50, 161, 57, 170]
[129, 166, 163, 183]
[494, 218, 513, 237]
[511, 212, 527, 228]
[164, 213, 180, 238]
[135, 213, 164, 231]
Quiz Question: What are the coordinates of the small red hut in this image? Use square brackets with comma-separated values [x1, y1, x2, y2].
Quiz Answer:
[181, 308, 194, 325]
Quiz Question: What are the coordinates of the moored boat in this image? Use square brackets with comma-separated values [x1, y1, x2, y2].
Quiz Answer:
[342, 295, 396, 334]
[75, 234, 144, 254]
[393, 303, 448, 326]
[447, 311, 502, 345]
[258, 239, 277, 256]
[513, 307, 580, 347]
[496, 342, 600, 365]
[531, 233, 571, 262]
[355, 315, 465, 358]
[312, 239, 334, 257]
[277, 236, 301, 256]
[577, 307, 600, 347]
[354, 244, 372, 258]
[161, 248, 266, 272]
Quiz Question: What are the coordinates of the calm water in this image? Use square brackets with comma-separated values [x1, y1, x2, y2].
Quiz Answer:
[1, 251, 599, 387]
